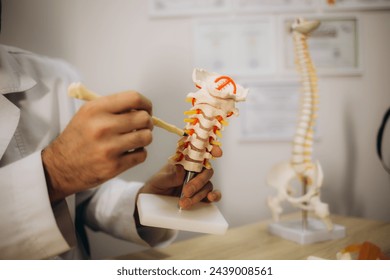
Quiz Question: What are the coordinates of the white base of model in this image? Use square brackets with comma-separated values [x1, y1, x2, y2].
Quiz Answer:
[137, 194, 228, 235]
[268, 217, 346, 244]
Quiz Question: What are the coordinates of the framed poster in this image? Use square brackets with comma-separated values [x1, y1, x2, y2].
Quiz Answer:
[280, 15, 362, 76]
[193, 17, 277, 77]
[233, 0, 318, 14]
[239, 80, 301, 141]
[320, 0, 390, 11]
[148, 0, 232, 17]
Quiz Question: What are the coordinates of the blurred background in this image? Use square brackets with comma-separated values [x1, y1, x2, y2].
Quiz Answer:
[1, 0, 389, 259]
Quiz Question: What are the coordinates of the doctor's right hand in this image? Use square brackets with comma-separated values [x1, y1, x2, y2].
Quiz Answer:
[42, 91, 153, 203]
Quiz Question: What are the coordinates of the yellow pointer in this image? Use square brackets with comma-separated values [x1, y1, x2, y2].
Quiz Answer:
[68, 83, 186, 137]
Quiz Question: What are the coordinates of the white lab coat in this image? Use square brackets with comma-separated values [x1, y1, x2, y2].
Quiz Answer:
[0, 45, 176, 259]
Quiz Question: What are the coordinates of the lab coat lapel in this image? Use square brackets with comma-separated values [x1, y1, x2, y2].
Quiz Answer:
[0, 45, 37, 95]
[0, 96, 20, 159]
[0, 45, 37, 159]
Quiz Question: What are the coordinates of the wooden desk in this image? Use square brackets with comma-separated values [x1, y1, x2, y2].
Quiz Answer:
[117, 214, 390, 260]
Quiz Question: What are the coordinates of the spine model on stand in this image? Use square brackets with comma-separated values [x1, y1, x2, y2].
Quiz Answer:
[267, 18, 333, 230]
[169, 68, 248, 173]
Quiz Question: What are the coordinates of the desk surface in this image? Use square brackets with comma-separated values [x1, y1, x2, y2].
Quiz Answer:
[117, 214, 390, 260]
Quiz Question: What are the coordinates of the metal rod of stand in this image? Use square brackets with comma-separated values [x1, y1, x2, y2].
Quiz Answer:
[302, 177, 308, 231]
[178, 171, 197, 211]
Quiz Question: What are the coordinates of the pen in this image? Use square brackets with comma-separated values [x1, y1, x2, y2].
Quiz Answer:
[68, 83, 187, 137]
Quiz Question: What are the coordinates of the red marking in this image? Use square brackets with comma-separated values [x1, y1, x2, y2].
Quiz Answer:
[216, 115, 224, 123]
[215, 76, 237, 94]
[195, 84, 202, 89]
[192, 98, 196, 106]
[175, 153, 184, 162]
[226, 112, 234, 118]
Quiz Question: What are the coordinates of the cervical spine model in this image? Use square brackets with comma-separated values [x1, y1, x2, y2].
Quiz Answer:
[267, 18, 333, 230]
[169, 68, 248, 172]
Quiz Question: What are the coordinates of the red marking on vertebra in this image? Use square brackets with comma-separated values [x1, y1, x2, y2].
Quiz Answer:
[177, 154, 184, 162]
[215, 76, 237, 94]
[227, 112, 234, 118]
[195, 84, 202, 89]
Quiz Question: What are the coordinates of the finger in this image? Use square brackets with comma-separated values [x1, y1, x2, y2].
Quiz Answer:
[116, 129, 153, 154]
[142, 164, 186, 196]
[100, 91, 152, 114]
[171, 164, 186, 187]
[211, 146, 223, 158]
[182, 168, 214, 197]
[206, 190, 222, 203]
[114, 110, 154, 133]
[118, 147, 148, 171]
[179, 182, 213, 209]
[150, 164, 186, 190]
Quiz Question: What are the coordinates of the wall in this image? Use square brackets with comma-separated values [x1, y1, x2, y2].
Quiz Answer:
[1, 0, 389, 259]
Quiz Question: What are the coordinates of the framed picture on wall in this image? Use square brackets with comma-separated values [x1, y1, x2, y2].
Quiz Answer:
[148, 0, 232, 17]
[193, 17, 277, 77]
[239, 80, 301, 141]
[320, 0, 390, 11]
[280, 14, 362, 76]
[233, 0, 318, 14]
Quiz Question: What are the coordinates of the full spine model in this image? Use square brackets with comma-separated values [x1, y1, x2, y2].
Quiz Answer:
[267, 18, 333, 230]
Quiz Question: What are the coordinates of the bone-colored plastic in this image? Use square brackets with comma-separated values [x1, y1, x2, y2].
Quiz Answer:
[169, 68, 248, 172]
[267, 18, 334, 232]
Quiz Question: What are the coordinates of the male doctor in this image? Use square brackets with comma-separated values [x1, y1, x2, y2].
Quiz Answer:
[0, 1, 221, 259]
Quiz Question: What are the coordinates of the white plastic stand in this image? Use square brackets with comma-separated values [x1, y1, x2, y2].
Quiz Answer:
[268, 218, 346, 244]
[137, 193, 228, 235]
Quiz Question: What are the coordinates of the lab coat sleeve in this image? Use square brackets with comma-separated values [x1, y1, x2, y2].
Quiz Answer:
[0, 151, 76, 259]
[84, 178, 177, 248]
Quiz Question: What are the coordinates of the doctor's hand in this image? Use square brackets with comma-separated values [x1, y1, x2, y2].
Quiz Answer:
[138, 146, 222, 210]
[42, 91, 153, 203]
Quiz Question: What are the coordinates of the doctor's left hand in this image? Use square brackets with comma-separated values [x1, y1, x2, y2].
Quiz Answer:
[138, 146, 222, 210]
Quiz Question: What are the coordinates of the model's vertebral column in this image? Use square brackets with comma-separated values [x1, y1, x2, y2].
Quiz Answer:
[291, 19, 319, 176]
[170, 69, 248, 172]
